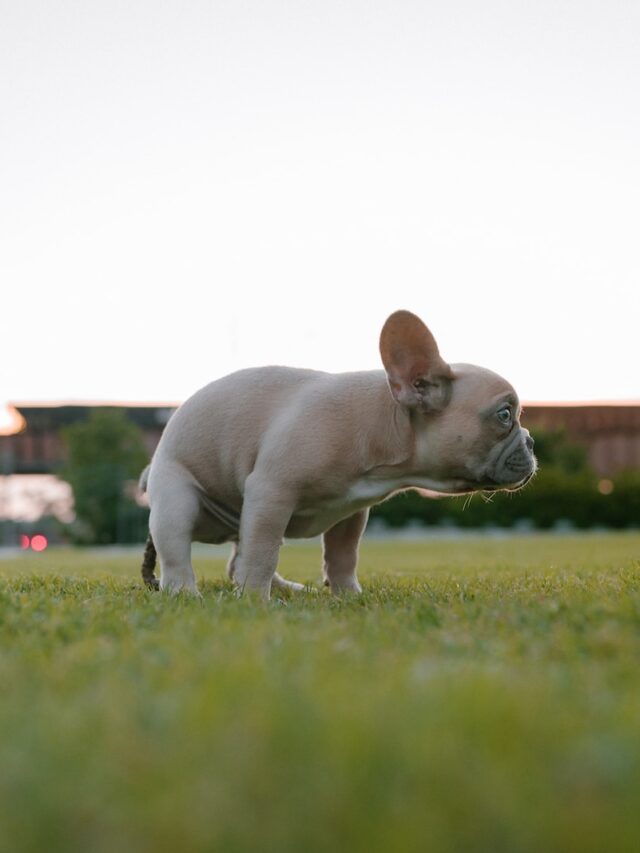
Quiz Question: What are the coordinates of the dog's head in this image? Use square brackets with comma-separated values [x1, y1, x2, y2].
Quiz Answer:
[380, 310, 537, 494]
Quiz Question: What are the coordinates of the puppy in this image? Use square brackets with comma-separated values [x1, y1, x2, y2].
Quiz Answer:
[140, 310, 536, 599]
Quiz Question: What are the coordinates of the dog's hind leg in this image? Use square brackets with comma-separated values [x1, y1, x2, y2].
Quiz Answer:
[226, 541, 239, 582]
[271, 572, 306, 593]
[322, 509, 369, 594]
[227, 539, 304, 594]
[149, 475, 201, 596]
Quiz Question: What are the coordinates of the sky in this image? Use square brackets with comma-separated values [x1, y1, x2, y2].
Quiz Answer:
[1, 0, 638, 406]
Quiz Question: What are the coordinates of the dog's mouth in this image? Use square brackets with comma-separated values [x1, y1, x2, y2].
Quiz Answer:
[415, 457, 537, 498]
[480, 467, 537, 494]
[508, 469, 536, 491]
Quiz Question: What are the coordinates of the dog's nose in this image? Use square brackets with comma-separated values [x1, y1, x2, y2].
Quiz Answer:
[525, 433, 535, 452]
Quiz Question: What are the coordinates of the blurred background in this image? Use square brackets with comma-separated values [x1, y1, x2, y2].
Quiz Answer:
[1, 400, 639, 547]
[1, 1, 638, 547]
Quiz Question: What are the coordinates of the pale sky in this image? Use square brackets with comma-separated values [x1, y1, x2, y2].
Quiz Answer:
[1, 0, 638, 405]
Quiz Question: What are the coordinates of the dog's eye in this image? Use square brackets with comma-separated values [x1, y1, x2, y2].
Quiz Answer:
[497, 406, 512, 426]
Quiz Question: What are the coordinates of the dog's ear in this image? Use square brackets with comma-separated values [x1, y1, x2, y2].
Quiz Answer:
[379, 310, 454, 412]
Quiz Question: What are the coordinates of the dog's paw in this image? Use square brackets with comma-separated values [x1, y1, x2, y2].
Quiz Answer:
[328, 581, 363, 596]
[160, 582, 202, 598]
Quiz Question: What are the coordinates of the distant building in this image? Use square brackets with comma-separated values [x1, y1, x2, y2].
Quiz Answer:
[1, 403, 177, 475]
[522, 403, 640, 476]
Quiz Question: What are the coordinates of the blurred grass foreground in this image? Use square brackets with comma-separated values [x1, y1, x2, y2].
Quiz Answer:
[1, 532, 640, 853]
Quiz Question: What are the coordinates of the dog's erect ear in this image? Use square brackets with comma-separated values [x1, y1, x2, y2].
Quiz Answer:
[379, 310, 454, 412]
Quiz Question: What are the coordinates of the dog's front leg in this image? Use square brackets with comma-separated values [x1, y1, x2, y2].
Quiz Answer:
[233, 473, 294, 602]
[322, 508, 369, 594]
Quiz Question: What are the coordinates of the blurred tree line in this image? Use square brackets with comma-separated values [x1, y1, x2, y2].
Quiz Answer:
[60, 409, 149, 544]
[56, 412, 640, 545]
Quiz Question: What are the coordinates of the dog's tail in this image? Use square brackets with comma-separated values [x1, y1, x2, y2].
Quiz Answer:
[138, 466, 159, 590]
[141, 533, 159, 590]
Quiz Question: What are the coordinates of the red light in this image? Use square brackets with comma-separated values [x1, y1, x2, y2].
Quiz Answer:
[20, 534, 30, 550]
[30, 534, 48, 552]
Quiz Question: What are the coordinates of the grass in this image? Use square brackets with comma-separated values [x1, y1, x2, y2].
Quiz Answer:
[1, 532, 640, 853]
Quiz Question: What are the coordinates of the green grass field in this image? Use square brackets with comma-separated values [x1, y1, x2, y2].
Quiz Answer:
[1, 533, 640, 853]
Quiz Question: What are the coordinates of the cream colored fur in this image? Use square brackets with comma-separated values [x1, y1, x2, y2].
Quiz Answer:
[145, 311, 536, 600]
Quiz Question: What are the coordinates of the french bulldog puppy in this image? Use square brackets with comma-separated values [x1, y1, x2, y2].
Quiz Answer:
[140, 310, 536, 599]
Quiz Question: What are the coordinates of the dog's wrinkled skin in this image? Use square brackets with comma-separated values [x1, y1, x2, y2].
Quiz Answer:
[141, 310, 537, 599]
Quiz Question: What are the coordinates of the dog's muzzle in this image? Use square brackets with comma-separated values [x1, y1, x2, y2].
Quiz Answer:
[486, 429, 537, 489]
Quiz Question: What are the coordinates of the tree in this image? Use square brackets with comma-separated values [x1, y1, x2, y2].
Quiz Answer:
[529, 428, 589, 473]
[61, 409, 149, 544]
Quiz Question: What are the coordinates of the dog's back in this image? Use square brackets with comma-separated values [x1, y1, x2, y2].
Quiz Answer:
[148, 366, 328, 507]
